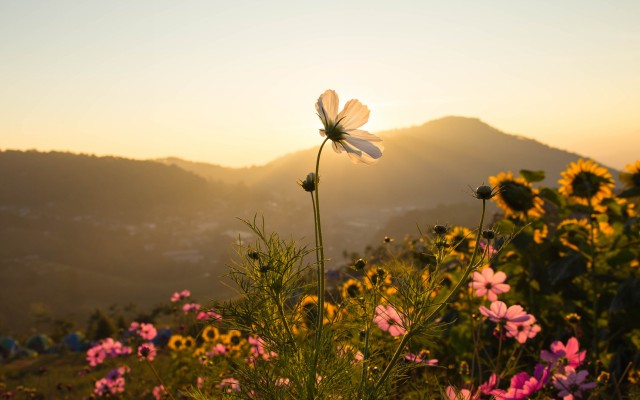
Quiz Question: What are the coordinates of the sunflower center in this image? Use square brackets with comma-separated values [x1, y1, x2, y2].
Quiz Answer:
[570, 171, 607, 199]
[347, 284, 361, 298]
[231, 336, 240, 345]
[499, 181, 535, 212]
[632, 172, 640, 187]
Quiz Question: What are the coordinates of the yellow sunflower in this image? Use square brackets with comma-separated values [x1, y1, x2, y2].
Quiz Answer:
[558, 159, 614, 208]
[221, 330, 245, 351]
[557, 218, 611, 251]
[620, 160, 640, 189]
[489, 172, 544, 220]
[168, 334, 186, 351]
[183, 335, 196, 350]
[341, 279, 364, 301]
[297, 295, 337, 330]
[533, 224, 548, 244]
[202, 325, 220, 343]
[444, 226, 477, 258]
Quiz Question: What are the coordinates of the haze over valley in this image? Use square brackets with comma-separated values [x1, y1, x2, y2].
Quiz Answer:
[0, 116, 617, 334]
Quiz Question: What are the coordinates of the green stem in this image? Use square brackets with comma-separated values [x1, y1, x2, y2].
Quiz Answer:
[359, 290, 377, 398]
[145, 359, 177, 400]
[495, 325, 504, 375]
[309, 137, 330, 399]
[277, 293, 298, 353]
[587, 196, 599, 362]
[374, 199, 487, 391]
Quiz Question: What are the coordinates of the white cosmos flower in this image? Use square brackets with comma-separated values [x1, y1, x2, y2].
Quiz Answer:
[315, 89, 384, 165]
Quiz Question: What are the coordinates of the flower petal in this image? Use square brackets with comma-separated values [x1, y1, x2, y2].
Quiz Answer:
[316, 90, 339, 128]
[343, 131, 383, 160]
[337, 99, 370, 131]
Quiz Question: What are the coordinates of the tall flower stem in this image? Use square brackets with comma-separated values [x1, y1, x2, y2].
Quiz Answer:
[145, 360, 177, 400]
[587, 195, 599, 361]
[374, 199, 487, 392]
[309, 137, 330, 398]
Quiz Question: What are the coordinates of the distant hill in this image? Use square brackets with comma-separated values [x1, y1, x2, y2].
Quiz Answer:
[159, 116, 595, 254]
[1, 117, 610, 334]
[0, 150, 217, 219]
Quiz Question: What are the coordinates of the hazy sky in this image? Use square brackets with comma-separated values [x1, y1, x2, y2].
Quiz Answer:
[1, 1, 638, 169]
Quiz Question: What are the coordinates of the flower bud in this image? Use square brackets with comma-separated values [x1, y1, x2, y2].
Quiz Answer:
[433, 225, 448, 235]
[354, 259, 366, 270]
[475, 185, 495, 200]
[299, 172, 317, 192]
[482, 229, 496, 240]
[248, 251, 260, 261]
[383, 236, 393, 243]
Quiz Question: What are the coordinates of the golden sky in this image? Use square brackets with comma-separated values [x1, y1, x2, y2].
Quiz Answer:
[1, 1, 638, 169]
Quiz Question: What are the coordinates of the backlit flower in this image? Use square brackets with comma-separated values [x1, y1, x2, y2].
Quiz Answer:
[489, 172, 544, 220]
[540, 337, 586, 372]
[559, 158, 614, 208]
[316, 89, 383, 164]
[373, 304, 406, 337]
[479, 301, 530, 324]
[470, 266, 510, 302]
[505, 314, 541, 344]
[552, 367, 596, 399]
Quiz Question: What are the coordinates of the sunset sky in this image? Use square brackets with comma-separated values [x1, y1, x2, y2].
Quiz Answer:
[1, 1, 638, 169]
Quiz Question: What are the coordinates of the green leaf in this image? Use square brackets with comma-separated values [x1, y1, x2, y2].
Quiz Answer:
[520, 169, 546, 183]
[606, 249, 636, 267]
[539, 187, 563, 206]
[619, 187, 640, 198]
[529, 279, 540, 292]
[548, 253, 587, 286]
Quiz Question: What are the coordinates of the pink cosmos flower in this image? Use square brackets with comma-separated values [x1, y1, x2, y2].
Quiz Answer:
[479, 301, 530, 324]
[86, 345, 106, 367]
[182, 303, 201, 314]
[470, 267, 510, 301]
[94, 367, 128, 396]
[128, 321, 140, 332]
[137, 342, 157, 361]
[373, 304, 406, 337]
[219, 377, 241, 393]
[138, 323, 157, 341]
[552, 367, 597, 399]
[197, 310, 222, 321]
[493, 364, 548, 400]
[171, 289, 191, 302]
[197, 377, 204, 389]
[478, 373, 498, 396]
[445, 386, 472, 400]
[505, 314, 541, 344]
[248, 335, 277, 360]
[153, 385, 167, 400]
[404, 351, 438, 366]
[479, 241, 498, 256]
[540, 337, 586, 372]
[213, 343, 228, 355]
